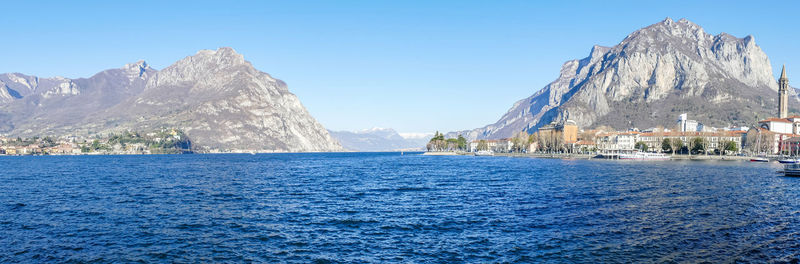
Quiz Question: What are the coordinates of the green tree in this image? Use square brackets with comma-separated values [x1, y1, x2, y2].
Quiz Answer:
[446, 138, 458, 151]
[41, 136, 56, 147]
[456, 134, 467, 150]
[722, 140, 738, 154]
[426, 131, 447, 151]
[634, 141, 648, 152]
[91, 139, 102, 150]
[429, 131, 444, 141]
[691, 137, 706, 154]
[661, 138, 672, 153]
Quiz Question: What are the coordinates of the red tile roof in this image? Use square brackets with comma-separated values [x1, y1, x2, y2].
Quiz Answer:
[759, 118, 792, 123]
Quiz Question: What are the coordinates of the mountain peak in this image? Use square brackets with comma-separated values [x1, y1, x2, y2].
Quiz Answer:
[619, 17, 710, 52]
[676, 18, 692, 24]
[154, 47, 253, 86]
[122, 60, 151, 78]
[187, 47, 249, 69]
[590, 45, 610, 58]
[196, 47, 243, 59]
[642, 17, 703, 33]
[657, 17, 697, 27]
[124, 60, 148, 68]
[454, 18, 779, 140]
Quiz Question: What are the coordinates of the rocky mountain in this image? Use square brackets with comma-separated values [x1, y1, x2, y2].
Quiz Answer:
[452, 18, 794, 140]
[328, 128, 429, 151]
[0, 47, 342, 152]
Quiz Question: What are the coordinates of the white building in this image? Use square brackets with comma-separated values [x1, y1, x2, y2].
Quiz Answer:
[758, 118, 795, 134]
[677, 113, 701, 132]
[596, 132, 639, 152]
[469, 139, 513, 152]
[723, 126, 749, 132]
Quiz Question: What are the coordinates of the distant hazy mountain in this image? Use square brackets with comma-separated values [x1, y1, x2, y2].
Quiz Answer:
[451, 18, 794, 140]
[0, 47, 342, 152]
[328, 128, 430, 151]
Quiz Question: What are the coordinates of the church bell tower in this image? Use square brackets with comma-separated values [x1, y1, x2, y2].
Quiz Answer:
[779, 65, 789, 118]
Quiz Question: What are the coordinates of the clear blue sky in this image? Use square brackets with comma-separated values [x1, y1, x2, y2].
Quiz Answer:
[1, 1, 797, 134]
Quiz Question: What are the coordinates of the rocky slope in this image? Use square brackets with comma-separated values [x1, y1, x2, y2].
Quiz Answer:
[329, 128, 429, 151]
[452, 18, 794, 140]
[0, 48, 342, 152]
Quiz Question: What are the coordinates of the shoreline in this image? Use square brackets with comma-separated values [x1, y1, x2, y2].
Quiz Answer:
[0, 151, 778, 162]
[497, 153, 753, 161]
[422, 151, 771, 161]
[0, 151, 426, 157]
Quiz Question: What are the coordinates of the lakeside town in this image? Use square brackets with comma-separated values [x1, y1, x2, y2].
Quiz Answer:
[428, 67, 798, 159]
[0, 128, 192, 155]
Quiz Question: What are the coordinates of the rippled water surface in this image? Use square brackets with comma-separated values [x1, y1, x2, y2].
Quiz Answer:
[2, 153, 800, 262]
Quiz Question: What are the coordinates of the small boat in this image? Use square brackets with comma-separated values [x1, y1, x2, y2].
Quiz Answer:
[618, 151, 670, 160]
[778, 158, 799, 164]
[785, 164, 800, 176]
[750, 157, 769, 162]
[475, 150, 495, 156]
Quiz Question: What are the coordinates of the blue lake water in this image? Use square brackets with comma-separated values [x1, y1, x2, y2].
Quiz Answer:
[1, 153, 800, 262]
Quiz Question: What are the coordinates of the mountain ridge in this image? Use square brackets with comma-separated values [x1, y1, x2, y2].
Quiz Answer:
[450, 18, 794, 140]
[328, 128, 429, 152]
[0, 47, 342, 152]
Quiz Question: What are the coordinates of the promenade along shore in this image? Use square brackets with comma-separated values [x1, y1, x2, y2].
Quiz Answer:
[423, 151, 756, 161]
[497, 152, 753, 161]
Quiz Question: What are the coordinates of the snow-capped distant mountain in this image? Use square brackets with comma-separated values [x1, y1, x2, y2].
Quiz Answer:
[329, 128, 430, 152]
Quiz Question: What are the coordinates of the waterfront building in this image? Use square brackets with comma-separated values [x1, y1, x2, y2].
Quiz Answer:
[469, 139, 488, 152]
[744, 127, 797, 155]
[528, 141, 539, 152]
[469, 139, 512, 153]
[597, 130, 745, 154]
[722, 126, 749, 132]
[744, 66, 800, 154]
[745, 127, 773, 154]
[640, 127, 671, 133]
[571, 140, 596, 153]
[537, 120, 578, 144]
[5, 147, 17, 155]
[596, 131, 640, 152]
[495, 139, 514, 153]
[780, 136, 800, 155]
[534, 120, 579, 152]
[641, 131, 744, 153]
[562, 120, 578, 143]
[756, 117, 800, 134]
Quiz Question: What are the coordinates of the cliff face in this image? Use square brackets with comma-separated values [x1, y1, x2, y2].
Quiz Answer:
[454, 18, 791, 140]
[0, 47, 342, 152]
